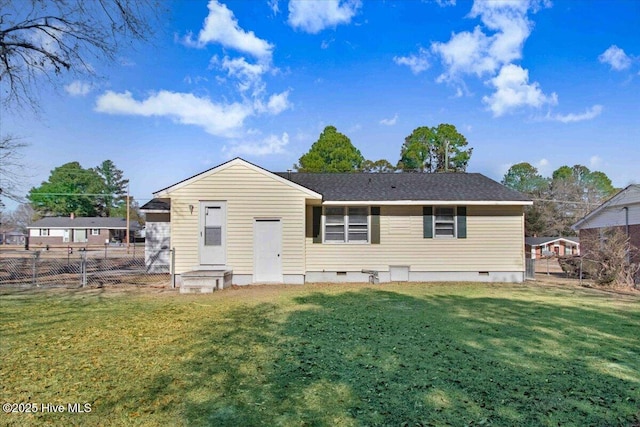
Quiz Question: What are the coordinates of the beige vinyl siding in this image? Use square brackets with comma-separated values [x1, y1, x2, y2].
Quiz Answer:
[167, 163, 310, 275]
[306, 205, 525, 272]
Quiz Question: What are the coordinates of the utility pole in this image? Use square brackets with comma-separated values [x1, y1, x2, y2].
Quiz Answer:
[444, 139, 449, 172]
[126, 183, 130, 253]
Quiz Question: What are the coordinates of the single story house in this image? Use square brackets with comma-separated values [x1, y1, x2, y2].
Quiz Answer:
[141, 158, 532, 290]
[525, 236, 580, 259]
[1, 230, 27, 245]
[572, 184, 640, 263]
[27, 215, 139, 247]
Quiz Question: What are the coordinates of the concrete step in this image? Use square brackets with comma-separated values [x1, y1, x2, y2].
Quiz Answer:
[180, 270, 232, 294]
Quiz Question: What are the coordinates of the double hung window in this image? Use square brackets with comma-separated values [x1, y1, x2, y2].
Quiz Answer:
[324, 207, 369, 243]
[434, 207, 456, 237]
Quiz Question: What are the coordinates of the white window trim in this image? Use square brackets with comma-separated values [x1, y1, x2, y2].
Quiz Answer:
[40, 229, 50, 236]
[433, 206, 457, 239]
[91, 229, 100, 236]
[322, 206, 370, 244]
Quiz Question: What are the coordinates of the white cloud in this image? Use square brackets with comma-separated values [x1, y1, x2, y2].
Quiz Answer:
[394, 48, 430, 74]
[185, 0, 273, 60]
[432, 26, 494, 80]
[482, 64, 557, 116]
[225, 132, 289, 156]
[590, 155, 602, 168]
[536, 157, 551, 176]
[436, 0, 456, 6]
[321, 39, 334, 49]
[379, 114, 398, 126]
[429, 0, 566, 116]
[598, 45, 632, 71]
[266, 91, 292, 115]
[432, 1, 537, 82]
[551, 105, 603, 123]
[268, 0, 280, 15]
[213, 55, 268, 94]
[94, 90, 252, 137]
[288, 0, 361, 34]
[64, 80, 92, 97]
[252, 90, 292, 115]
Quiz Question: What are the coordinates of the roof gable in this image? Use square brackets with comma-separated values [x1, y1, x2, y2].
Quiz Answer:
[525, 236, 579, 246]
[154, 158, 322, 199]
[573, 184, 640, 229]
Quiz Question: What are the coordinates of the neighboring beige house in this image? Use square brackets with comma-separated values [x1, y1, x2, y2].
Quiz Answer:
[141, 158, 532, 290]
[525, 237, 580, 259]
[141, 158, 532, 292]
[572, 184, 640, 263]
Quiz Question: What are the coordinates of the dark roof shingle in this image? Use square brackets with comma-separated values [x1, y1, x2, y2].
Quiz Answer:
[29, 217, 139, 230]
[275, 172, 530, 202]
[140, 198, 171, 211]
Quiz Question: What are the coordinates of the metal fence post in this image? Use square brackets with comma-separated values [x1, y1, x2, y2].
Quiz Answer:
[32, 251, 40, 287]
[579, 257, 583, 286]
[80, 250, 87, 287]
[170, 247, 176, 289]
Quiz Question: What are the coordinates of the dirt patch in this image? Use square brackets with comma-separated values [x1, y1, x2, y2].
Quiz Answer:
[531, 273, 640, 298]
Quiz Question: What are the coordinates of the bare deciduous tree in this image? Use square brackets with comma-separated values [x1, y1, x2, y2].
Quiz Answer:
[581, 227, 639, 288]
[0, 134, 28, 205]
[1, 0, 159, 206]
[1, 0, 159, 110]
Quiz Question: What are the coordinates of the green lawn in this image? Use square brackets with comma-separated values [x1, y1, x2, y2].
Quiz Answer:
[1, 282, 639, 426]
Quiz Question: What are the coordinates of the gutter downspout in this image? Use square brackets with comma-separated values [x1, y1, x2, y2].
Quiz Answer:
[623, 207, 630, 263]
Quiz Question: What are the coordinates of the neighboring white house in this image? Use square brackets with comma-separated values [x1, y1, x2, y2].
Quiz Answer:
[27, 216, 139, 247]
[525, 237, 580, 259]
[572, 184, 640, 263]
[142, 158, 532, 291]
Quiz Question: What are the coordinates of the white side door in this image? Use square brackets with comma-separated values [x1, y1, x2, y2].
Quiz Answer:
[254, 219, 282, 282]
[199, 202, 226, 266]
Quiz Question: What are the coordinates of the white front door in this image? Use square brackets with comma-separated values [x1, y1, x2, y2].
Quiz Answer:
[199, 202, 226, 265]
[254, 219, 282, 282]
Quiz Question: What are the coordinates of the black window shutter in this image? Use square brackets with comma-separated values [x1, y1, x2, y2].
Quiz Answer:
[457, 206, 467, 239]
[371, 206, 380, 244]
[423, 206, 433, 238]
[312, 206, 322, 243]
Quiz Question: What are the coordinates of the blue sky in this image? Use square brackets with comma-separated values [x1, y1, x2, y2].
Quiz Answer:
[4, 0, 640, 209]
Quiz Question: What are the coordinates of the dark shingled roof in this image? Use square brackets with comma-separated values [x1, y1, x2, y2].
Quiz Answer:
[140, 198, 171, 211]
[525, 236, 579, 246]
[275, 172, 530, 202]
[29, 217, 139, 230]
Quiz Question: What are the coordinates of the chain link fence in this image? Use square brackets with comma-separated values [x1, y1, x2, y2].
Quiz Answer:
[0, 247, 174, 288]
[525, 259, 536, 280]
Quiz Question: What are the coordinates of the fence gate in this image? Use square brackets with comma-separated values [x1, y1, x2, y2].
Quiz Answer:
[525, 259, 536, 280]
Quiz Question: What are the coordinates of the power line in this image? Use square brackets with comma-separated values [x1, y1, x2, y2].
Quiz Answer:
[531, 198, 597, 206]
[27, 193, 154, 201]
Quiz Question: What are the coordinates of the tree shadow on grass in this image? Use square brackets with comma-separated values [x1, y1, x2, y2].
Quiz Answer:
[173, 289, 639, 426]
